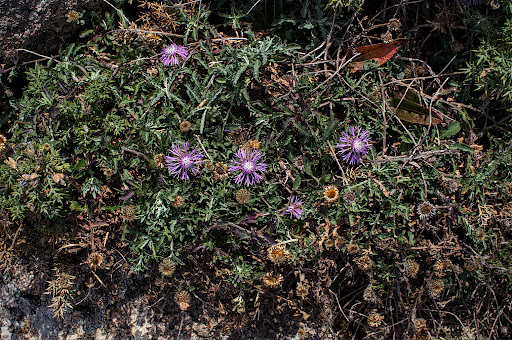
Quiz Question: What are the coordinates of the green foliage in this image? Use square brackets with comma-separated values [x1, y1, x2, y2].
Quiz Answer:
[1, 0, 512, 337]
[464, 4, 512, 105]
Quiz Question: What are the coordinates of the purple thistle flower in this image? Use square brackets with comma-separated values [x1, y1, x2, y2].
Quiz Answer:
[228, 148, 267, 186]
[160, 43, 189, 66]
[165, 142, 203, 180]
[336, 126, 371, 164]
[286, 196, 304, 219]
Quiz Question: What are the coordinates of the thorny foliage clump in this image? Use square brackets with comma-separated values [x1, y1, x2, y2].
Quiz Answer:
[1, 0, 512, 338]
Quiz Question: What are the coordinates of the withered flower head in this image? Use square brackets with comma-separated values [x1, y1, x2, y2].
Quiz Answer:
[235, 189, 251, 204]
[428, 279, 445, 299]
[154, 153, 166, 168]
[203, 161, 215, 172]
[387, 18, 401, 31]
[445, 179, 460, 193]
[363, 285, 381, 304]
[334, 236, 345, 251]
[294, 155, 305, 171]
[381, 32, 393, 43]
[66, 10, 81, 22]
[0, 134, 7, 157]
[101, 167, 114, 177]
[159, 258, 176, 277]
[267, 244, 290, 265]
[179, 121, 191, 133]
[241, 140, 261, 150]
[215, 162, 228, 174]
[87, 252, 105, 270]
[346, 242, 360, 255]
[172, 195, 184, 208]
[262, 272, 284, 288]
[343, 190, 357, 204]
[323, 185, 339, 203]
[120, 205, 137, 222]
[356, 255, 373, 271]
[405, 258, 420, 278]
[464, 257, 482, 272]
[433, 259, 449, 275]
[473, 228, 487, 243]
[296, 282, 309, 299]
[414, 318, 427, 332]
[174, 290, 191, 311]
[417, 201, 436, 220]
[367, 311, 384, 328]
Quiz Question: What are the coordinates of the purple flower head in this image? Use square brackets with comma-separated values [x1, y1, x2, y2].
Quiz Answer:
[286, 196, 304, 219]
[336, 126, 371, 164]
[165, 142, 203, 180]
[160, 43, 189, 66]
[228, 148, 267, 186]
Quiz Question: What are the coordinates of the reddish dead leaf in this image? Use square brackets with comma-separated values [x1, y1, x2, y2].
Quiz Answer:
[390, 97, 443, 125]
[347, 39, 407, 72]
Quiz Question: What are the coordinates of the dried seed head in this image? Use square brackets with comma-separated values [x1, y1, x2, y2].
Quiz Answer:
[296, 282, 309, 299]
[179, 121, 191, 132]
[433, 259, 449, 275]
[66, 10, 81, 22]
[403, 65, 414, 78]
[414, 318, 427, 332]
[363, 285, 381, 304]
[417, 201, 436, 220]
[120, 205, 137, 222]
[381, 32, 393, 43]
[215, 162, 228, 174]
[356, 255, 373, 271]
[450, 40, 463, 53]
[342, 190, 357, 204]
[324, 238, 335, 249]
[241, 140, 261, 150]
[262, 272, 284, 288]
[101, 167, 114, 177]
[428, 279, 445, 299]
[464, 257, 482, 272]
[294, 155, 305, 171]
[473, 228, 487, 243]
[204, 161, 215, 172]
[172, 195, 184, 208]
[174, 291, 191, 311]
[267, 244, 290, 265]
[334, 236, 345, 251]
[346, 242, 360, 255]
[154, 153, 166, 168]
[405, 258, 420, 278]
[43, 143, 51, 150]
[387, 18, 401, 31]
[87, 252, 105, 270]
[444, 179, 460, 193]
[0, 134, 7, 157]
[323, 185, 339, 203]
[159, 258, 176, 277]
[227, 128, 249, 146]
[235, 189, 251, 204]
[367, 311, 384, 328]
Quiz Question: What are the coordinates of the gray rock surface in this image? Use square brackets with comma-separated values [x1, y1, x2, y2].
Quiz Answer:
[0, 0, 108, 67]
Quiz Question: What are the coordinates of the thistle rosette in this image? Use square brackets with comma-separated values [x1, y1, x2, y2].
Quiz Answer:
[165, 142, 203, 180]
[336, 126, 371, 164]
[228, 148, 267, 186]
